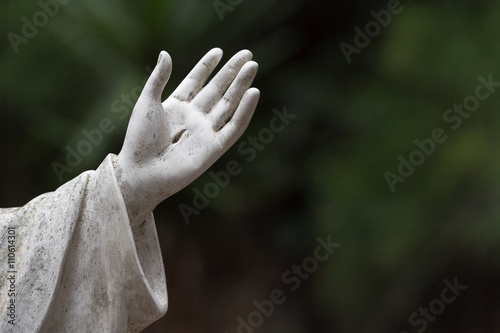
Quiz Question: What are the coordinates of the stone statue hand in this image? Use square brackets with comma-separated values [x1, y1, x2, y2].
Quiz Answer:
[115, 48, 259, 226]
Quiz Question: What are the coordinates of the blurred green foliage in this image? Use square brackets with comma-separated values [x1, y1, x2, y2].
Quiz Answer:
[2, 0, 500, 332]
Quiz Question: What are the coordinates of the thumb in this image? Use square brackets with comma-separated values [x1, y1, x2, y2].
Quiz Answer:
[142, 50, 172, 102]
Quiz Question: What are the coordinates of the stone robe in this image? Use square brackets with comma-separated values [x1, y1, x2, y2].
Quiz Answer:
[0, 154, 168, 332]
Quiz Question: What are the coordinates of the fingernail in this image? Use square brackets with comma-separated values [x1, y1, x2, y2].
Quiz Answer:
[157, 52, 162, 65]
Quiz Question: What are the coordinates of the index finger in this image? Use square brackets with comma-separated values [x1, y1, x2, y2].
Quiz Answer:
[170, 48, 223, 102]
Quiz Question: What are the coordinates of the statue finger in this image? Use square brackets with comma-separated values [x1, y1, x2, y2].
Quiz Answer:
[192, 49, 253, 113]
[141, 51, 172, 102]
[216, 88, 260, 148]
[171, 48, 223, 102]
[210, 61, 258, 131]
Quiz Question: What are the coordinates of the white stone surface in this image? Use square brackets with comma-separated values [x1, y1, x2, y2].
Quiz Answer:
[116, 48, 259, 228]
[0, 48, 259, 332]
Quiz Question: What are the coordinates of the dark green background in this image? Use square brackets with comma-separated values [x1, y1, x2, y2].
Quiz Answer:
[2, 0, 500, 332]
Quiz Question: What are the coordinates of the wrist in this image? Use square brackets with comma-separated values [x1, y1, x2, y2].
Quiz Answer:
[112, 154, 158, 228]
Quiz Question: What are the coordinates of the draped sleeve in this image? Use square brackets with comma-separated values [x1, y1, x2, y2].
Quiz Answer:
[0, 154, 168, 333]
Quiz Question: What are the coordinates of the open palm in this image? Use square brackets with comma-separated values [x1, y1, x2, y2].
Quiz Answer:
[116, 48, 259, 226]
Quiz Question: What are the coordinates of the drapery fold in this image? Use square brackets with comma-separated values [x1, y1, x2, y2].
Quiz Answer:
[1, 154, 167, 333]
